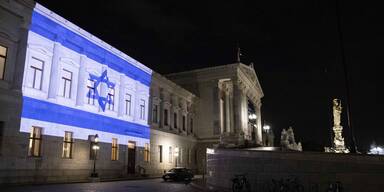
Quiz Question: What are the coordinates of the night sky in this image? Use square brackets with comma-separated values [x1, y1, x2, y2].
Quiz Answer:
[35, 0, 379, 152]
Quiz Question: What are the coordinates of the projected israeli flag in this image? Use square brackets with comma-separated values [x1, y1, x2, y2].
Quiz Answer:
[87, 70, 115, 112]
[20, 3, 152, 146]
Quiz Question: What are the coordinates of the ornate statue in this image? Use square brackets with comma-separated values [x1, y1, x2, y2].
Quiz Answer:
[333, 99, 342, 126]
[281, 126, 302, 151]
[325, 99, 349, 153]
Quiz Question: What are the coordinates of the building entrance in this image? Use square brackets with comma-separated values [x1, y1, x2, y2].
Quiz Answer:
[127, 141, 136, 174]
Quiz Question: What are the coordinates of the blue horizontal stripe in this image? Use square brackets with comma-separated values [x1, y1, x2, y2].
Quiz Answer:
[30, 11, 151, 86]
[21, 96, 150, 139]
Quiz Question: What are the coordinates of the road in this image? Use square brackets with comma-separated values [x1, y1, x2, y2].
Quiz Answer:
[2, 178, 201, 192]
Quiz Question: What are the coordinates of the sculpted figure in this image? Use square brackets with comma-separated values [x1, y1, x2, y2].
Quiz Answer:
[333, 99, 342, 126]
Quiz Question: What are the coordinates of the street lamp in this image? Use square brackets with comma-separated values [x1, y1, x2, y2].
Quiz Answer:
[91, 134, 100, 177]
[174, 147, 179, 167]
[263, 125, 270, 132]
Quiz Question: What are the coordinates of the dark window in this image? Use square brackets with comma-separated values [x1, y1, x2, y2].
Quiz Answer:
[159, 145, 163, 163]
[0, 121, 4, 155]
[164, 109, 168, 126]
[30, 57, 44, 90]
[182, 116, 186, 131]
[152, 105, 158, 123]
[190, 118, 193, 133]
[87, 79, 96, 105]
[107, 87, 115, 111]
[174, 113, 177, 128]
[125, 94, 131, 115]
[140, 99, 145, 120]
[61, 69, 72, 98]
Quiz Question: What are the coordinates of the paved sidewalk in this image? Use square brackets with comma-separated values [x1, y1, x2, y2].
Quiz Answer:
[190, 175, 228, 192]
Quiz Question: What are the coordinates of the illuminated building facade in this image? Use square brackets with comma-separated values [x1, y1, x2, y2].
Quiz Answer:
[0, 1, 263, 183]
[1, 2, 154, 183]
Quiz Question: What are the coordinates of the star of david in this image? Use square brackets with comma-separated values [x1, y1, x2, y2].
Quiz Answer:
[87, 70, 115, 111]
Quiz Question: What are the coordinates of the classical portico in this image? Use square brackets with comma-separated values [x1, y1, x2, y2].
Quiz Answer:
[166, 63, 264, 146]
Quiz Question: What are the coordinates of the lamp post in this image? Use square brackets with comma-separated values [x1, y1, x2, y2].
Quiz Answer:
[248, 114, 257, 141]
[91, 134, 99, 177]
[263, 125, 270, 146]
[174, 147, 179, 167]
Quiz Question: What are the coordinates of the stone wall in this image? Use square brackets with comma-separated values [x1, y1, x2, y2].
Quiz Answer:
[206, 149, 384, 192]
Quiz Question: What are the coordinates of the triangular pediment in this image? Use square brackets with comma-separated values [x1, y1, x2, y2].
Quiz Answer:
[238, 63, 264, 98]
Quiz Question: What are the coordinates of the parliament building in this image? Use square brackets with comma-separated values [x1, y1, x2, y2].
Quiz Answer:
[0, 0, 263, 184]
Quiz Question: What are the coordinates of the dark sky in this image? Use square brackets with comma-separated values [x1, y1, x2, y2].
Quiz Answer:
[35, 0, 380, 152]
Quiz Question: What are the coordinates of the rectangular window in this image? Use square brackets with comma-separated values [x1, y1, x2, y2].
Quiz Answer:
[164, 109, 169, 126]
[61, 69, 72, 98]
[0, 121, 4, 155]
[30, 57, 44, 90]
[107, 87, 115, 110]
[190, 118, 193, 133]
[111, 138, 118, 160]
[28, 127, 42, 157]
[182, 116, 186, 131]
[180, 148, 183, 164]
[152, 105, 158, 123]
[0, 45, 8, 80]
[168, 146, 173, 163]
[158, 145, 163, 163]
[62, 131, 73, 158]
[125, 93, 131, 115]
[87, 79, 96, 105]
[188, 148, 192, 164]
[144, 143, 150, 162]
[174, 113, 177, 128]
[140, 99, 145, 120]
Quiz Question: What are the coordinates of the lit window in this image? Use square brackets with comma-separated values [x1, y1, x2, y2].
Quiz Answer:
[61, 69, 72, 98]
[111, 138, 118, 161]
[144, 143, 150, 162]
[62, 131, 73, 158]
[125, 93, 131, 115]
[174, 113, 177, 128]
[0, 44, 7, 80]
[152, 104, 158, 123]
[164, 109, 169, 126]
[182, 116, 186, 131]
[28, 127, 42, 157]
[87, 79, 96, 105]
[29, 57, 44, 90]
[168, 146, 173, 163]
[107, 87, 115, 111]
[159, 145, 163, 163]
[140, 99, 145, 120]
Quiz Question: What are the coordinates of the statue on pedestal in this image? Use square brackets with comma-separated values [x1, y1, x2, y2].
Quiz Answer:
[325, 99, 349, 153]
[281, 126, 302, 151]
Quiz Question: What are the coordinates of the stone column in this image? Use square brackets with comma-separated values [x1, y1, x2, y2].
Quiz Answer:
[76, 54, 87, 106]
[233, 80, 246, 136]
[255, 100, 262, 145]
[225, 84, 231, 133]
[47, 42, 62, 99]
[211, 80, 220, 135]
